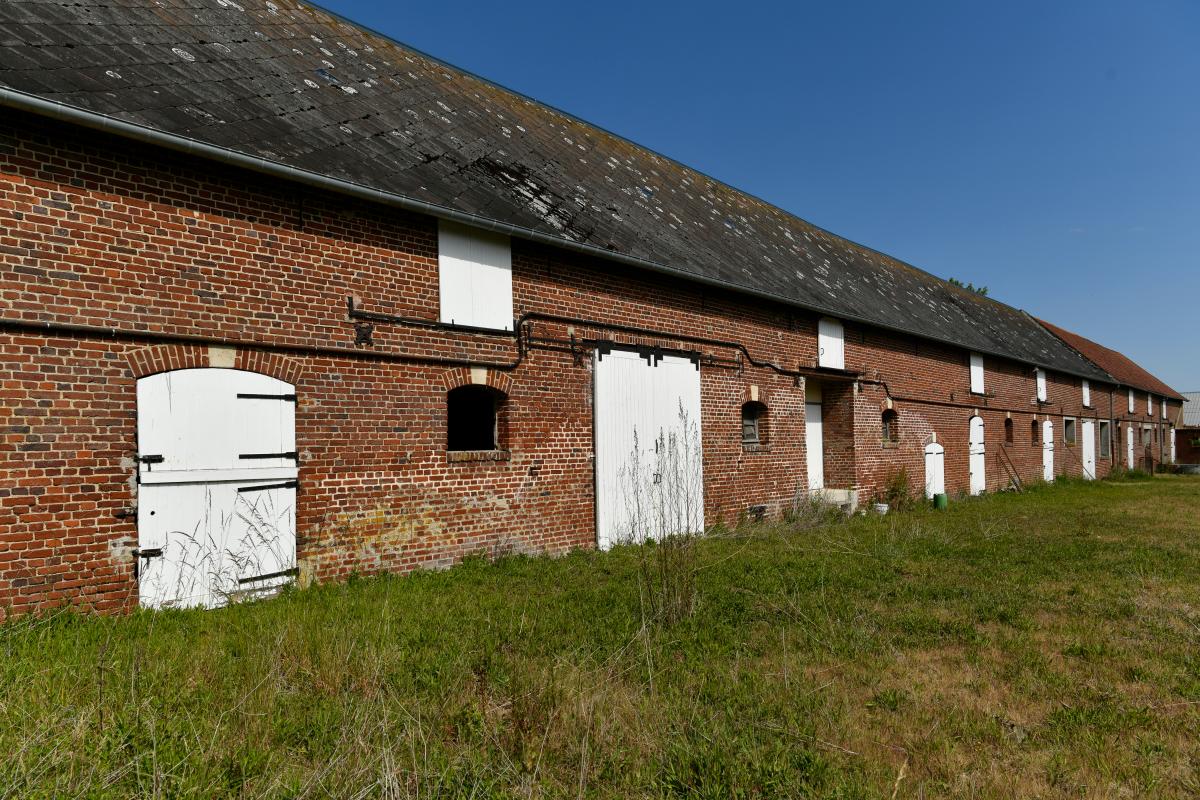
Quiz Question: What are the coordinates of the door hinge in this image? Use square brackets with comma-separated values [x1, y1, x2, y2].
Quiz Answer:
[237, 480, 298, 494]
[137, 454, 164, 465]
[237, 393, 297, 402]
[237, 566, 299, 585]
[133, 547, 163, 559]
[238, 451, 298, 461]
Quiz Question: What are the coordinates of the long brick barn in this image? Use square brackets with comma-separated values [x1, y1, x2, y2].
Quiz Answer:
[0, 0, 1184, 614]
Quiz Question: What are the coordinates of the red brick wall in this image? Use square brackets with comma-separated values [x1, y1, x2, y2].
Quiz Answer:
[0, 111, 1170, 615]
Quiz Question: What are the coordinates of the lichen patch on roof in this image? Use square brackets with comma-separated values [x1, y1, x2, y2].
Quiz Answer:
[0, 0, 1108, 380]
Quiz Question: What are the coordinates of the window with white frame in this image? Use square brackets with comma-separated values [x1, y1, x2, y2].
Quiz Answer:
[1127, 389, 1134, 414]
[969, 353, 985, 394]
[1082, 379, 1090, 407]
[1035, 368, 1047, 402]
[438, 220, 514, 331]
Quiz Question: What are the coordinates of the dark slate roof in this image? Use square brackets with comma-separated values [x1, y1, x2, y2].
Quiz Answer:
[1037, 319, 1183, 400]
[0, 0, 1110, 381]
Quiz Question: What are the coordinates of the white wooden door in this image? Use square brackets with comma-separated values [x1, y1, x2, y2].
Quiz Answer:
[968, 416, 985, 495]
[1080, 419, 1096, 479]
[1126, 425, 1135, 469]
[137, 369, 298, 609]
[817, 318, 844, 370]
[1042, 420, 1055, 481]
[805, 401, 824, 492]
[924, 442, 945, 499]
[593, 348, 703, 549]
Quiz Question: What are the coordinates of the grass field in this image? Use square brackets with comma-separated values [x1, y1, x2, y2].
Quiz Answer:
[2, 475, 1199, 798]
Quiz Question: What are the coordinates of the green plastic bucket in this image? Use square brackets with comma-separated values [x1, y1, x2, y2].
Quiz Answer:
[932, 493, 948, 510]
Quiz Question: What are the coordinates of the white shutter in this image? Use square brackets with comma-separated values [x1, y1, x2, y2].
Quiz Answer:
[1082, 380, 1090, 407]
[969, 353, 984, 394]
[438, 220, 513, 331]
[1035, 369, 1047, 402]
[1128, 389, 1134, 414]
[1161, 398, 1167, 419]
[1147, 393, 1154, 416]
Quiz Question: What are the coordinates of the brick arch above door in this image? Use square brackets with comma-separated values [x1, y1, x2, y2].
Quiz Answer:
[125, 344, 303, 384]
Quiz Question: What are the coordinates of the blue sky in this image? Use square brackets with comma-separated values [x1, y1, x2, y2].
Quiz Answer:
[324, 0, 1199, 390]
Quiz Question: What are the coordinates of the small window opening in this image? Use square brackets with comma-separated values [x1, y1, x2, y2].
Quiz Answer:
[1031, 419, 1040, 445]
[1064, 417, 1077, 445]
[447, 385, 504, 451]
[1004, 418, 1013, 444]
[1099, 421, 1111, 458]
[741, 401, 767, 446]
[881, 409, 899, 443]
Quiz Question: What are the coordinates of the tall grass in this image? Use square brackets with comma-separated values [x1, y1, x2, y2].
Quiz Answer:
[1, 476, 1199, 798]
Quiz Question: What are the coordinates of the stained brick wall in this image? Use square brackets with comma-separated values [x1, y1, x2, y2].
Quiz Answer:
[0, 110, 1177, 616]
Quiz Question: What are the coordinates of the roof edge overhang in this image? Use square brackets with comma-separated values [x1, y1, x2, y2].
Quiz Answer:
[0, 86, 1107, 383]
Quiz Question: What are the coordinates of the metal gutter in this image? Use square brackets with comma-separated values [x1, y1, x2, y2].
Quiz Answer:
[0, 87, 1110, 384]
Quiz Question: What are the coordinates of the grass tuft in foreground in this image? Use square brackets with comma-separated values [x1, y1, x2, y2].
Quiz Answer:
[2, 477, 1199, 798]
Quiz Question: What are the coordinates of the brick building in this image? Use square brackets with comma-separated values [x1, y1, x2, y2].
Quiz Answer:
[1037, 320, 1184, 471]
[0, 0, 1183, 614]
[1178, 393, 1200, 465]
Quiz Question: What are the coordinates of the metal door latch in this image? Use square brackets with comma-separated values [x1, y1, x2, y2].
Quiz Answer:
[137, 454, 164, 464]
[132, 547, 163, 559]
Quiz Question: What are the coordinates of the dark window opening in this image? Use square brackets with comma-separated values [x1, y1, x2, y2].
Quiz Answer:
[1064, 418, 1077, 445]
[447, 385, 504, 451]
[1004, 418, 1014, 445]
[881, 409, 899, 443]
[1031, 419, 1039, 445]
[741, 401, 768, 446]
[1099, 421, 1111, 458]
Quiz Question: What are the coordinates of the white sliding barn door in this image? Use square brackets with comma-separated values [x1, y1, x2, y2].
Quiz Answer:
[1081, 419, 1096, 479]
[1042, 420, 1055, 481]
[968, 416, 986, 495]
[593, 348, 704, 550]
[136, 369, 298, 609]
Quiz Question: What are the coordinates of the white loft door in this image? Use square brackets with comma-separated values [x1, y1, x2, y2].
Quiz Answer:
[593, 348, 704, 549]
[137, 369, 297, 609]
[1081, 419, 1096, 479]
[817, 318, 844, 370]
[968, 416, 986, 495]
